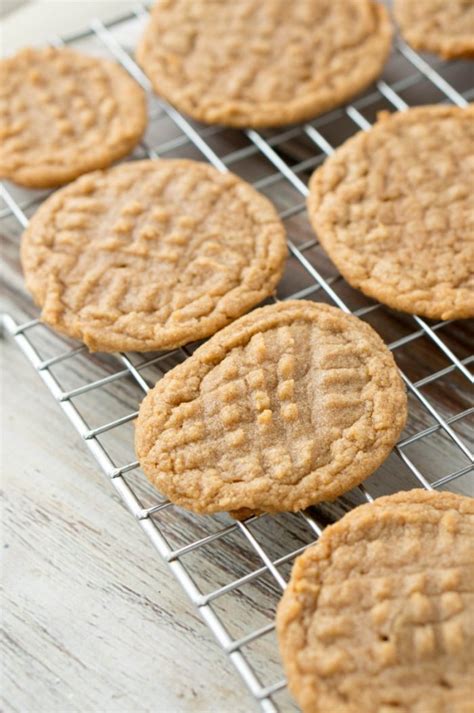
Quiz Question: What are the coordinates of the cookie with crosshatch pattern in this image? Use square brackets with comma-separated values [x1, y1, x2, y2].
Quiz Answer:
[20, 159, 287, 352]
[308, 105, 474, 321]
[135, 300, 407, 513]
[136, 0, 392, 128]
[394, 0, 474, 59]
[277, 489, 474, 713]
[0, 46, 147, 188]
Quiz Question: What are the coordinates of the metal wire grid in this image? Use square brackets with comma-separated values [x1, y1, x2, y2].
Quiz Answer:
[1, 7, 473, 712]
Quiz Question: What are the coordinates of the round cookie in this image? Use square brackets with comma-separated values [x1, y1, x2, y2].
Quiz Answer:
[136, 0, 392, 128]
[277, 489, 474, 713]
[0, 47, 147, 188]
[135, 300, 407, 513]
[308, 105, 474, 321]
[21, 159, 287, 352]
[394, 0, 474, 59]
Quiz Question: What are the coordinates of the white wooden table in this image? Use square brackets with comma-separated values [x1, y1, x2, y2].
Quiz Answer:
[2, 325, 254, 713]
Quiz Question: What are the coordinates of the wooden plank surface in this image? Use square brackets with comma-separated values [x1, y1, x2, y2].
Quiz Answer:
[2, 334, 254, 713]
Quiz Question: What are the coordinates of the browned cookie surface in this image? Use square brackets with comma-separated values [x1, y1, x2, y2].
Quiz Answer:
[308, 105, 474, 321]
[277, 489, 474, 713]
[0, 47, 147, 187]
[395, 0, 474, 59]
[135, 300, 407, 513]
[21, 159, 287, 352]
[137, 0, 392, 128]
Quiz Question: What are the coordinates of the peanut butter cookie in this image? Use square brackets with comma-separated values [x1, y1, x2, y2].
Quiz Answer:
[0, 47, 147, 188]
[308, 105, 474, 321]
[136, 0, 392, 128]
[277, 489, 474, 713]
[21, 159, 287, 352]
[135, 300, 407, 513]
[395, 0, 474, 59]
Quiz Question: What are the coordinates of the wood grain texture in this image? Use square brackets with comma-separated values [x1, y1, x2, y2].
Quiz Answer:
[1, 336, 254, 713]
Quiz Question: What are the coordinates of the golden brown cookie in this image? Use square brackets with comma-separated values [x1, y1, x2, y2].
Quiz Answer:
[136, 0, 392, 128]
[277, 489, 474, 713]
[394, 0, 474, 59]
[308, 105, 474, 321]
[135, 300, 407, 513]
[20, 159, 287, 352]
[0, 47, 147, 188]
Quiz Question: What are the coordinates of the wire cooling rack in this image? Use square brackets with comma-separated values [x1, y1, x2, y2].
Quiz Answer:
[1, 6, 473, 712]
